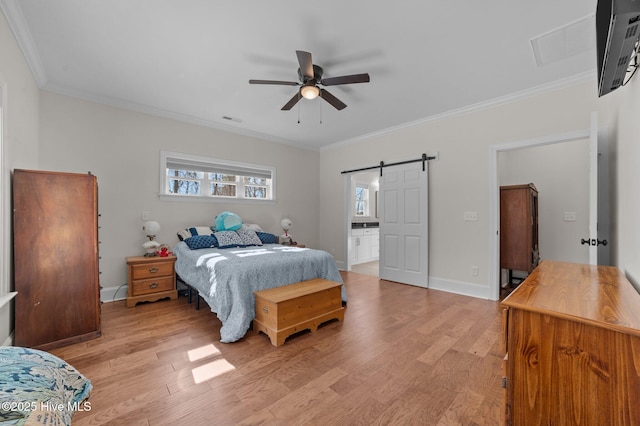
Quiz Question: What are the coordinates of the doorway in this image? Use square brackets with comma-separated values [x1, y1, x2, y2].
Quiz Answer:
[346, 171, 380, 277]
[489, 117, 611, 300]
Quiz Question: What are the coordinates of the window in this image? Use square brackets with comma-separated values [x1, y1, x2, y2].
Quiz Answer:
[160, 151, 276, 202]
[355, 184, 369, 216]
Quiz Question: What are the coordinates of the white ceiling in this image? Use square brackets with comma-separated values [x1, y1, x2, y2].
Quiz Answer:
[2, 0, 598, 151]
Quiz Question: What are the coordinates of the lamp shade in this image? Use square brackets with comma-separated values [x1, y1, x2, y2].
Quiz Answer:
[300, 85, 320, 100]
[143, 221, 160, 237]
[281, 218, 293, 231]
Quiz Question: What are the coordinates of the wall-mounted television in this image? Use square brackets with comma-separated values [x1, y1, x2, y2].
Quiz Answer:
[596, 0, 640, 97]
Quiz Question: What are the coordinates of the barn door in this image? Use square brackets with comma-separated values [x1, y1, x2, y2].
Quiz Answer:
[379, 161, 428, 287]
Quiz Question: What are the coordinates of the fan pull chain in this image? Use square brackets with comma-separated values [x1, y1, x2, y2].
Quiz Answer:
[319, 98, 323, 124]
[297, 102, 301, 124]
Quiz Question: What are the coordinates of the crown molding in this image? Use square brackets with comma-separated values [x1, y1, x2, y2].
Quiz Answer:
[322, 70, 597, 152]
[41, 82, 321, 152]
[0, 0, 47, 86]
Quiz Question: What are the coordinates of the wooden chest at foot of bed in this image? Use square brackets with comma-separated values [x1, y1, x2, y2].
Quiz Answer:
[254, 278, 344, 346]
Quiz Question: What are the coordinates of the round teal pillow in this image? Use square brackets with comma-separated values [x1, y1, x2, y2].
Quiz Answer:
[215, 211, 242, 231]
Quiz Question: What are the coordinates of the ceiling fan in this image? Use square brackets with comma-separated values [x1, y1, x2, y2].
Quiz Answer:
[249, 50, 370, 111]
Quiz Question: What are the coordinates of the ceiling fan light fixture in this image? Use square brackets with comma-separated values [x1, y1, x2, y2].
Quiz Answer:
[300, 84, 320, 100]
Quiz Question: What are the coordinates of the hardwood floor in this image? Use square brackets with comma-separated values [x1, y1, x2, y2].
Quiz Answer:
[350, 260, 379, 277]
[51, 272, 505, 425]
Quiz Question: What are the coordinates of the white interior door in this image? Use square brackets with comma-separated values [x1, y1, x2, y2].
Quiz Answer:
[379, 161, 428, 287]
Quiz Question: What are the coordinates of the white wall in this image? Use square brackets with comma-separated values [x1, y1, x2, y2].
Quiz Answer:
[614, 63, 640, 289]
[319, 81, 618, 299]
[0, 9, 40, 345]
[37, 91, 320, 299]
[499, 139, 590, 264]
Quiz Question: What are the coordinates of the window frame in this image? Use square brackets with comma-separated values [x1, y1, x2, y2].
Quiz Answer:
[159, 150, 276, 204]
[354, 183, 370, 217]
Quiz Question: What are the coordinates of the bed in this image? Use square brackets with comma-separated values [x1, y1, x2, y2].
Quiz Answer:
[173, 235, 347, 343]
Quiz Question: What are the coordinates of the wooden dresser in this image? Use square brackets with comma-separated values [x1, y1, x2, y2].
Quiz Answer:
[13, 169, 101, 350]
[501, 261, 640, 425]
[126, 255, 177, 307]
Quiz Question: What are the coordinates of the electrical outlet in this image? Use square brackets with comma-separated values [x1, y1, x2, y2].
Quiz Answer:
[471, 266, 479, 277]
[563, 211, 576, 222]
[464, 211, 478, 221]
[142, 211, 150, 221]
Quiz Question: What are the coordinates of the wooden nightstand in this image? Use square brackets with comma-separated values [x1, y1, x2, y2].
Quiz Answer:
[126, 255, 178, 307]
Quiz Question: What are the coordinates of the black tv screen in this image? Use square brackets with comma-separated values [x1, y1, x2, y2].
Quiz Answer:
[596, 0, 640, 96]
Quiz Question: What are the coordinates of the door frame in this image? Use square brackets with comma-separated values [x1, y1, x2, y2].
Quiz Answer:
[488, 128, 591, 301]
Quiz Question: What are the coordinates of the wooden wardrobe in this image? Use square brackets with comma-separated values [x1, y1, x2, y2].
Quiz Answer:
[500, 183, 539, 276]
[13, 169, 101, 350]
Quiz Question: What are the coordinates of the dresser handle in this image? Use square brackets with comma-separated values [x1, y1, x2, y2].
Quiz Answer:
[149, 282, 158, 289]
[148, 267, 159, 273]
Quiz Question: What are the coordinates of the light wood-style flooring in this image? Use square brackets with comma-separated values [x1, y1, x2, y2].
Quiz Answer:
[350, 260, 379, 277]
[51, 271, 505, 425]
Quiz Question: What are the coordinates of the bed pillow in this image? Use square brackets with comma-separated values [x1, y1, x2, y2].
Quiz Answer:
[177, 226, 214, 241]
[214, 230, 244, 248]
[256, 231, 278, 244]
[244, 223, 263, 232]
[184, 235, 218, 250]
[236, 226, 263, 246]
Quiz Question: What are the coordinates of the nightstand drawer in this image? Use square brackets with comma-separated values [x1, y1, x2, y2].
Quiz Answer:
[131, 276, 175, 296]
[131, 262, 174, 280]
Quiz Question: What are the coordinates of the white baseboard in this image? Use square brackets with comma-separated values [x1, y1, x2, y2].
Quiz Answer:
[428, 276, 493, 300]
[101, 284, 128, 303]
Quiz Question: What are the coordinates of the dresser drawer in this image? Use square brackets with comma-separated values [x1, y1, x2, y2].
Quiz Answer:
[131, 276, 175, 296]
[130, 261, 174, 280]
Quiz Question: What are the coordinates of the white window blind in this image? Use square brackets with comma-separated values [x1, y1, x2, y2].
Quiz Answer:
[160, 150, 276, 202]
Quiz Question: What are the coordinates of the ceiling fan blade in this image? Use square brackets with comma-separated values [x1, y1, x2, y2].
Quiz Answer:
[321, 73, 370, 86]
[281, 92, 302, 110]
[320, 89, 347, 110]
[296, 50, 314, 81]
[249, 79, 299, 86]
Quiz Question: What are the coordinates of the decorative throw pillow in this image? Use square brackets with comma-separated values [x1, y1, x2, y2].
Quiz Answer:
[0, 347, 92, 426]
[184, 235, 218, 250]
[177, 226, 214, 241]
[256, 231, 278, 244]
[214, 230, 244, 248]
[236, 226, 263, 246]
